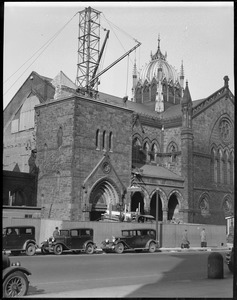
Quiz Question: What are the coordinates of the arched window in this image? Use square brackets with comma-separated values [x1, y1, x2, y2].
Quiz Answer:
[150, 143, 158, 163]
[143, 142, 150, 162]
[19, 95, 40, 131]
[102, 130, 106, 150]
[230, 151, 234, 185]
[210, 148, 215, 182]
[132, 137, 142, 163]
[218, 149, 223, 183]
[109, 132, 113, 151]
[96, 129, 100, 150]
[223, 150, 228, 184]
[167, 141, 178, 163]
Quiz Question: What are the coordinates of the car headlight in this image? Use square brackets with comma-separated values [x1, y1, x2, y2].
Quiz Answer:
[12, 261, 21, 267]
[112, 236, 116, 243]
[105, 239, 109, 243]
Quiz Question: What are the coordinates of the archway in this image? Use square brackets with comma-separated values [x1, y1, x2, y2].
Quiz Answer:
[150, 193, 163, 221]
[168, 193, 179, 221]
[89, 179, 120, 221]
[131, 192, 144, 214]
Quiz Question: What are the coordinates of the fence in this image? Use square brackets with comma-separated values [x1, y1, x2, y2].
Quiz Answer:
[3, 217, 227, 249]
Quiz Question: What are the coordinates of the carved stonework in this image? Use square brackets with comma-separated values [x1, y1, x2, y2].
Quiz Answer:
[219, 118, 232, 143]
[199, 196, 210, 217]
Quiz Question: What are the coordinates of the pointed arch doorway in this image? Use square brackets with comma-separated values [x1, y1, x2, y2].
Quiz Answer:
[89, 178, 120, 221]
[150, 193, 163, 221]
[131, 192, 144, 214]
[168, 193, 179, 221]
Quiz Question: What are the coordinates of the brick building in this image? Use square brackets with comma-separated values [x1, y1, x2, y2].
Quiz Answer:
[3, 42, 234, 225]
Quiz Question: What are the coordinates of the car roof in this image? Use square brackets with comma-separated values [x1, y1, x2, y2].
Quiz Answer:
[4, 226, 35, 229]
[61, 228, 93, 231]
[122, 228, 155, 231]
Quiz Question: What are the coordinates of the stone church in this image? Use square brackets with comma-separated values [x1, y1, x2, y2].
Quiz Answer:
[3, 39, 234, 225]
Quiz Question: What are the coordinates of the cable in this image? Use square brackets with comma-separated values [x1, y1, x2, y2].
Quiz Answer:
[4, 12, 78, 95]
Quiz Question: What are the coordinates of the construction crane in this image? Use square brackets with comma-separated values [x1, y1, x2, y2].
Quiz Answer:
[76, 6, 141, 97]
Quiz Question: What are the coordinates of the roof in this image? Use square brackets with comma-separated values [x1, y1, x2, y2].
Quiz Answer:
[134, 163, 184, 181]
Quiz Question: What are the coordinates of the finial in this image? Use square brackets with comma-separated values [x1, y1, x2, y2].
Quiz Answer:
[186, 80, 188, 87]
[180, 60, 184, 77]
[223, 75, 229, 87]
[158, 33, 160, 49]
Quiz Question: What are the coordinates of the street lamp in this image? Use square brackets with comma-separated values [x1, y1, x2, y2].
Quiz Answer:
[156, 188, 159, 247]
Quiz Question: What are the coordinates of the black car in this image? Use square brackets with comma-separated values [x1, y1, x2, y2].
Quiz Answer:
[101, 228, 157, 254]
[3, 226, 38, 256]
[2, 252, 31, 297]
[41, 228, 96, 255]
[225, 247, 234, 273]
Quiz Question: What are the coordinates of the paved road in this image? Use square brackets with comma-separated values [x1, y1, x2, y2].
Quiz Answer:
[9, 250, 233, 298]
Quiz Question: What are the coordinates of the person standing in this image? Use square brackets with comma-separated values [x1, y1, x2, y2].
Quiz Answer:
[53, 227, 59, 238]
[200, 228, 207, 247]
[181, 229, 190, 248]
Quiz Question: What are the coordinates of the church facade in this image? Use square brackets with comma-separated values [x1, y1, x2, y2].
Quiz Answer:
[3, 40, 234, 225]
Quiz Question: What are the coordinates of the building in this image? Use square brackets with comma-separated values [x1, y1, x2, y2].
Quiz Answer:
[3, 39, 234, 225]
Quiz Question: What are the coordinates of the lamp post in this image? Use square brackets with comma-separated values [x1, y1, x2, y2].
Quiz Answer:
[156, 188, 159, 246]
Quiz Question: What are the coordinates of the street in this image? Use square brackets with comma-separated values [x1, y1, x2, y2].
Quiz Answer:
[9, 250, 233, 298]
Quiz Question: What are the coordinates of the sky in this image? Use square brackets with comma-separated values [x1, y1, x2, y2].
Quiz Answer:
[3, 2, 234, 109]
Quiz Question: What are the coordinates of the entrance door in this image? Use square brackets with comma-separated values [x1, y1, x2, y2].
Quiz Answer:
[150, 193, 163, 221]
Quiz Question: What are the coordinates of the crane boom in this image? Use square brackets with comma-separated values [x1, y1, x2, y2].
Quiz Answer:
[88, 40, 141, 88]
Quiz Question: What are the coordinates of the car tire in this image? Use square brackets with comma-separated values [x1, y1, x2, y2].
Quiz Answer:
[3, 271, 29, 297]
[25, 243, 36, 256]
[11, 251, 20, 256]
[149, 242, 156, 253]
[115, 242, 124, 254]
[54, 244, 63, 255]
[85, 243, 94, 254]
[41, 245, 49, 255]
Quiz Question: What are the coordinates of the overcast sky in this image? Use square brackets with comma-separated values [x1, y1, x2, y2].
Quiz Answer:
[3, 2, 234, 109]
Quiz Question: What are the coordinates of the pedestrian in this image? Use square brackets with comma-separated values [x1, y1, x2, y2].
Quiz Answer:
[200, 228, 207, 247]
[53, 227, 59, 238]
[181, 229, 190, 249]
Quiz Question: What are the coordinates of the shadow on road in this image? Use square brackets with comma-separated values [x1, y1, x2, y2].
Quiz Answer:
[125, 252, 234, 298]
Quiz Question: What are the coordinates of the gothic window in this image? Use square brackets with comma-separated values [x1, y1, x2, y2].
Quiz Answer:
[132, 137, 142, 163]
[167, 142, 178, 163]
[218, 149, 223, 183]
[223, 198, 232, 217]
[199, 195, 210, 217]
[219, 118, 232, 143]
[223, 150, 228, 184]
[210, 147, 216, 183]
[96, 129, 100, 150]
[143, 142, 150, 162]
[102, 130, 106, 150]
[230, 151, 234, 185]
[150, 143, 158, 162]
[109, 132, 113, 152]
[19, 95, 40, 131]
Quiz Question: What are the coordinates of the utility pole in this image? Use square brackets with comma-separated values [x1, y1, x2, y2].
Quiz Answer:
[156, 188, 159, 247]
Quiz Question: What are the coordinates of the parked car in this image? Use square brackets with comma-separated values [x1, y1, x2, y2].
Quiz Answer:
[2, 251, 31, 297]
[101, 228, 157, 254]
[136, 214, 155, 223]
[41, 228, 96, 255]
[2, 226, 38, 256]
[225, 247, 234, 273]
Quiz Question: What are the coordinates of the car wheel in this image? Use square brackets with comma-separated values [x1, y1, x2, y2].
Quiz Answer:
[85, 243, 94, 254]
[3, 271, 29, 297]
[149, 242, 156, 253]
[54, 244, 63, 255]
[26, 243, 36, 256]
[115, 242, 124, 254]
[41, 245, 49, 255]
[11, 251, 20, 256]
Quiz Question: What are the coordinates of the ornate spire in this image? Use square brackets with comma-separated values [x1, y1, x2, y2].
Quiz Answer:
[133, 59, 137, 76]
[180, 60, 184, 78]
[151, 34, 166, 61]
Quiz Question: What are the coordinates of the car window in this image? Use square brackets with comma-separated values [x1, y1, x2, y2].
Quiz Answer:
[7, 228, 19, 235]
[122, 230, 130, 237]
[137, 230, 142, 236]
[80, 229, 90, 236]
[71, 230, 78, 237]
[149, 230, 156, 237]
[60, 230, 69, 236]
[141, 230, 148, 235]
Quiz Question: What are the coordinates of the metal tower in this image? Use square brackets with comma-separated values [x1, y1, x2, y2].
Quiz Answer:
[76, 7, 101, 90]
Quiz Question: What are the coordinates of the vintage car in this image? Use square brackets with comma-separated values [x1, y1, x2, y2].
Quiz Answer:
[3, 226, 38, 256]
[41, 228, 96, 255]
[2, 251, 31, 297]
[136, 214, 155, 223]
[101, 228, 157, 254]
[225, 247, 234, 273]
